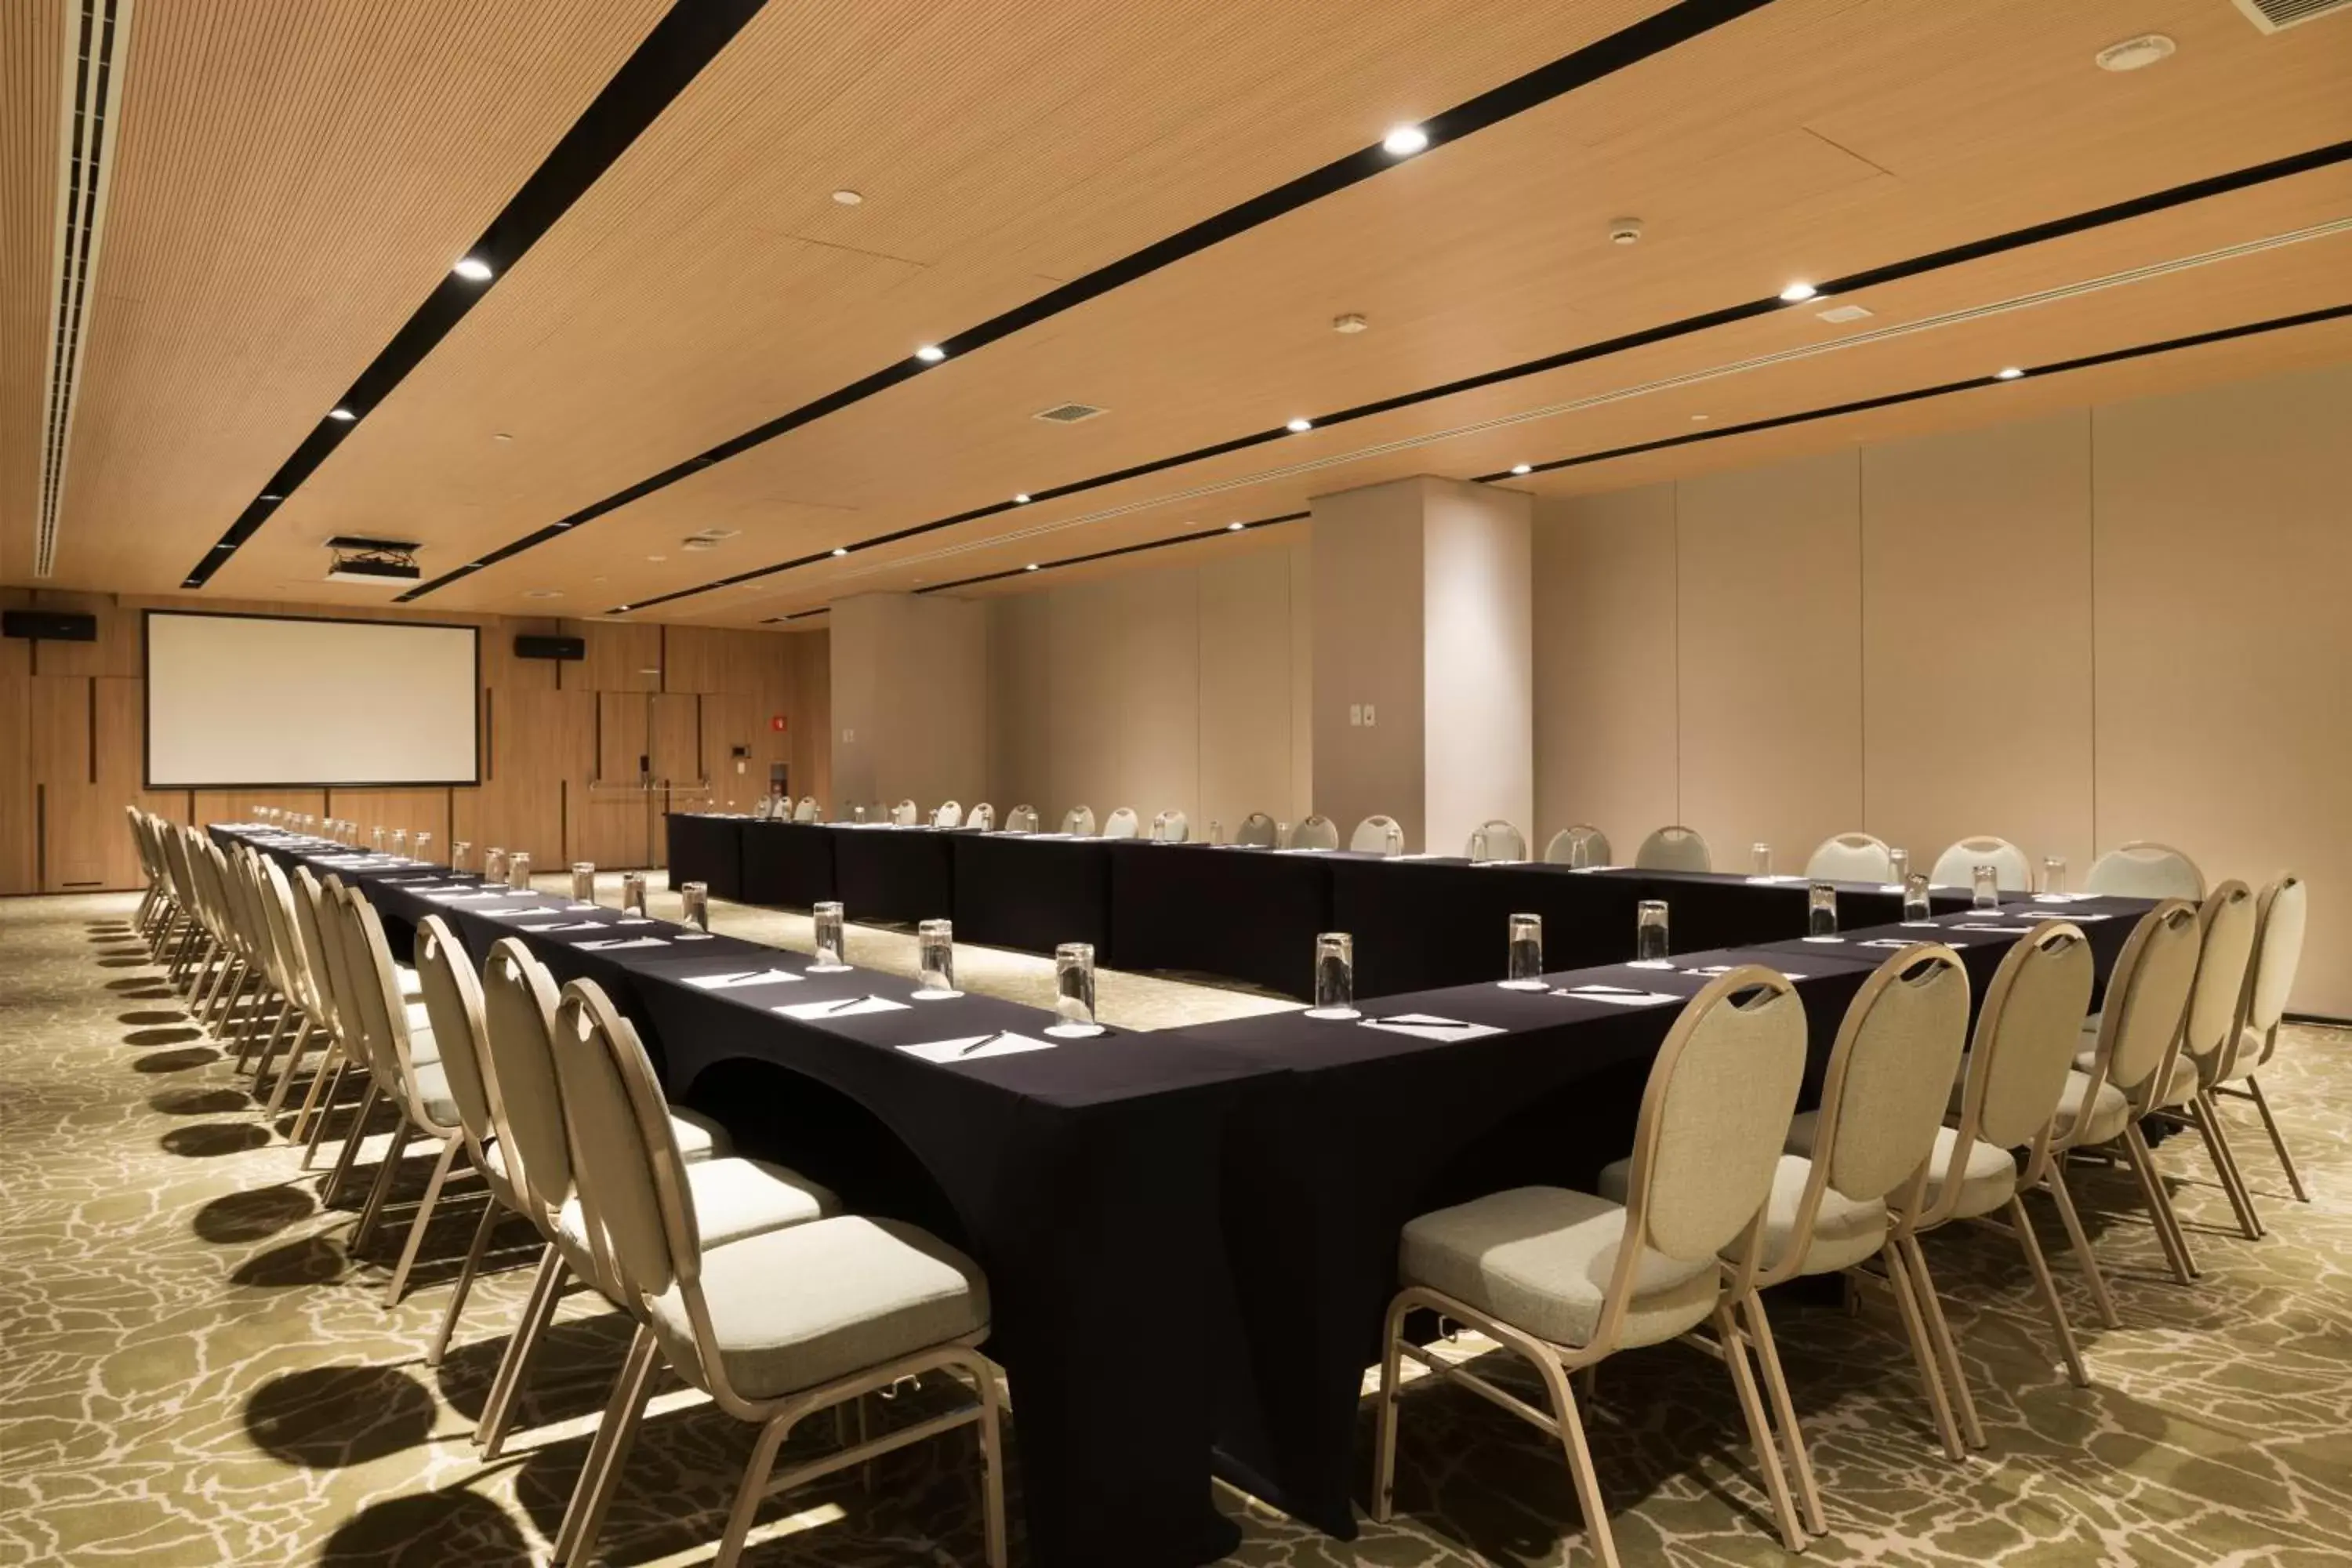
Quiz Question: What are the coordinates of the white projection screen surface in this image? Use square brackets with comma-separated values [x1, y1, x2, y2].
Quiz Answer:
[144, 612, 481, 788]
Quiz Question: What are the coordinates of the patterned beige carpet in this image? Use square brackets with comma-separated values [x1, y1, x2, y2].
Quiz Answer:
[3, 886, 2347, 1566]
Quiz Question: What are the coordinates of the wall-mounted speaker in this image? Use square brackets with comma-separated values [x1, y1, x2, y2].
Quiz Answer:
[3, 610, 99, 641]
[514, 634, 586, 661]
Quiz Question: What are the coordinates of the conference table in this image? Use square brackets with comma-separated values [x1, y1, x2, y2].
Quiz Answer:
[227, 820, 2149, 1560]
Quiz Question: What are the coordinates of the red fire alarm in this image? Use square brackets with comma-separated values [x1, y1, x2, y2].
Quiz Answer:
[771, 714, 787, 732]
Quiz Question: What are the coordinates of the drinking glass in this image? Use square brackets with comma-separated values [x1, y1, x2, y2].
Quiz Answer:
[810, 901, 849, 971]
[1904, 873, 1933, 922]
[851, 803, 869, 824]
[1972, 864, 2000, 909]
[1207, 820, 1225, 846]
[916, 919, 958, 996]
[1808, 882, 1838, 936]
[371, 826, 387, 852]
[507, 851, 532, 891]
[452, 840, 471, 873]
[1276, 822, 1290, 850]
[2042, 855, 2067, 895]
[390, 829, 408, 856]
[681, 880, 710, 931]
[1051, 942, 1100, 1035]
[415, 832, 433, 862]
[1887, 846, 1910, 887]
[484, 848, 507, 884]
[621, 870, 647, 914]
[1503, 913, 1546, 989]
[1636, 900, 1671, 962]
[1751, 842, 1773, 875]
[571, 861, 597, 902]
[1383, 822, 1404, 858]
[1310, 932, 1358, 1018]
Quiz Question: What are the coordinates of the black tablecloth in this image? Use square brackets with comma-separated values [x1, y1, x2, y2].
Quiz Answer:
[828, 825, 958, 926]
[1107, 843, 1342, 999]
[218, 826, 1260, 1568]
[951, 833, 1115, 955]
[665, 812, 746, 901]
[739, 822, 837, 908]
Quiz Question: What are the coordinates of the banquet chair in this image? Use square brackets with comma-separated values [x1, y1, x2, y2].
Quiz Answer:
[931, 801, 964, 829]
[1236, 812, 1280, 848]
[2212, 873, 2307, 1203]
[467, 940, 832, 1461]
[2085, 841, 2205, 900]
[1061, 805, 1096, 837]
[1153, 809, 1190, 843]
[244, 857, 322, 1097]
[1635, 825, 1711, 873]
[1004, 804, 1039, 833]
[2049, 898, 2201, 1309]
[260, 862, 344, 1123]
[1542, 825, 1610, 866]
[2136, 881, 2263, 1247]
[1102, 807, 1142, 840]
[1373, 970, 1812, 1560]
[891, 800, 920, 826]
[791, 797, 820, 822]
[966, 802, 995, 832]
[1290, 814, 1340, 851]
[1351, 815, 1405, 856]
[544, 980, 1002, 1568]
[1465, 820, 1525, 862]
[126, 808, 167, 937]
[1929, 836, 2031, 893]
[1893, 921, 2096, 1450]
[159, 827, 213, 987]
[142, 817, 191, 956]
[1609, 943, 1969, 1506]
[284, 866, 379, 1155]
[1806, 833, 1893, 884]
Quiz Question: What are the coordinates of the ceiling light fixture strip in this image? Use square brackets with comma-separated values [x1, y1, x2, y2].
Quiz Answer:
[625, 138, 2352, 613]
[915, 513, 1313, 597]
[181, 0, 773, 589]
[408, 0, 1783, 603]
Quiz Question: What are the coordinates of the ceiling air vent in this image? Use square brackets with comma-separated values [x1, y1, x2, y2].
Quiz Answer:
[2230, 0, 2351, 31]
[681, 527, 740, 552]
[34, 0, 133, 579]
[1032, 401, 1106, 424]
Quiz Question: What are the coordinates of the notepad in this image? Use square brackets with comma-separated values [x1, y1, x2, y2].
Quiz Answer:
[575, 936, 669, 950]
[516, 920, 607, 933]
[1359, 1013, 1504, 1042]
[1861, 938, 1918, 949]
[900, 1032, 1054, 1063]
[775, 995, 908, 1022]
[1560, 985, 1682, 1007]
[1954, 924, 2036, 934]
[684, 968, 804, 991]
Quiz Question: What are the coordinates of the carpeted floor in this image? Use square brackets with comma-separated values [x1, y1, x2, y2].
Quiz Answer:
[3, 884, 2347, 1566]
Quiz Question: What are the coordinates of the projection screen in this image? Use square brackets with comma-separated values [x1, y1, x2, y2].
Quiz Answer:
[144, 611, 481, 788]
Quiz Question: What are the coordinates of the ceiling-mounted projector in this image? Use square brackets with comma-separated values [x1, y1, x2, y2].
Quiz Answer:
[323, 535, 423, 584]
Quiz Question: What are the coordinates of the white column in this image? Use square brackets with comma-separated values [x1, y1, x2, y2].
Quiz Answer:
[827, 593, 988, 812]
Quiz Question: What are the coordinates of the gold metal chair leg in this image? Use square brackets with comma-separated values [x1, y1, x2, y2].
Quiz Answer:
[1713, 1300, 1806, 1552]
[2192, 1094, 2263, 1240]
[2007, 1196, 2089, 1388]
[1900, 1235, 1986, 1450]
[320, 1080, 381, 1207]
[1878, 1243, 1965, 1461]
[381, 1138, 464, 1310]
[477, 1246, 568, 1458]
[1370, 1294, 1410, 1523]
[1740, 1290, 1826, 1536]
[2041, 1165, 2119, 1328]
[2122, 1122, 2199, 1282]
[427, 1198, 504, 1369]
[2243, 1076, 2310, 1202]
[554, 1324, 662, 1568]
[1526, 1342, 1621, 1568]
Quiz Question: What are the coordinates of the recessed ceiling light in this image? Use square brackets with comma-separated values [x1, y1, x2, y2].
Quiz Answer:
[327, 408, 356, 421]
[452, 256, 493, 281]
[1996, 366, 2026, 379]
[260, 493, 283, 502]
[1331, 312, 1369, 334]
[1778, 281, 1818, 303]
[615, 604, 631, 612]
[1025, 563, 1040, 572]
[646, 554, 666, 561]
[524, 589, 563, 599]
[1691, 414, 1711, 423]
[1381, 124, 1429, 156]
[1226, 521, 1246, 532]
[492, 432, 514, 442]
[832, 188, 865, 205]
[830, 546, 848, 557]
[2095, 34, 2175, 73]
[914, 344, 946, 363]
[1286, 417, 1312, 433]
[1014, 493, 1031, 504]
[1510, 463, 1532, 476]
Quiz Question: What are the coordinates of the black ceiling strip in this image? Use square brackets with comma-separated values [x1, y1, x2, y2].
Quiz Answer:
[619, 136, 2352, 615]
[757, 607, 830, 624]
[180, 0, 771, 590]
[401, 0, 1782, 602]
[891, 302, 2349, 604]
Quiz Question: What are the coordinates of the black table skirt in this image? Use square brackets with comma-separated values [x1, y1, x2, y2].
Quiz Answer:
[829, 826, 958, 926]
[1108, 844, 1338, 999]
[951, 833, 1114, 954]
[665, 813, 746, 901]
[1327, 858, 1652, 998]
[739, 822, 837, 908]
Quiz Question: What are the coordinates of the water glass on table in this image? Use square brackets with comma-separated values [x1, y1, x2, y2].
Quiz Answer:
[1308, 932, 1359, 1018]
[1502, 913, 1547, 989]
[571, 862, 597, 902]
[1903, 873, 1932, 922]
[507, 851, 532, 891]
[1972, 864, 2000, 909]
[414, 832, 433, 862]
[1635, 900, 1671, 962]
[484, 848, 507, 884]
[1887, 846, 1910, 887]
[1049, 943, 1103, 1036]
[914, 919, 960, 998]
[2042, 855, 2067, 895]
[621, 870, 647, 915]
[680, 880, 709, 931]
[1751, 842, 1772, 875]
[810, 901, 849, 971]
[1808, 882, 1838, 935]
[371, 826, 387, 852]
[451, 840, 470, 873]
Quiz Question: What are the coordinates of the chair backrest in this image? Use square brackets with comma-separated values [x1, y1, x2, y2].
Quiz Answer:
[1061, 805, 1095, 837]
[257, 858, 314, 1012]
[1236, 812, 1280, 848]
[480, 938, 573, 1228]
[1102, 807, 1141, 840]
[1289, 814, 1339, 851]
[1952, 920, 2092, 1159]
[1610, 970, 1806, 1308]
[2082, 898, 2201, 1108]
[1929, 835, 2031, 892]
[287, 867, 341, 1037]
[2180, 880, 2256, 1078]
[2240, 873, 2306, 1070]
[931, 800, 964, 829]
[345, 895, 448, 1129]
[892, 800, 919, 826]
[1813, 944, 1972, 1206]
[1004, 804, 1039, 833]
[1152, 809, 1189, 844]
[1542, 825, 1611, 867]
[551, 979, 699, 1301]
[1806, 832, 1892, 884]
[1351, 815, 1405, 855]
[311, 877, 369, 1065]
[412, 915, 502, 1167]
[2085, 841, 2205, 901]
[966, 802, 994, 832]
[791, 797, 819, 822]
[1635, 825, 1711, 873]
[1465, 820, 1526, 863]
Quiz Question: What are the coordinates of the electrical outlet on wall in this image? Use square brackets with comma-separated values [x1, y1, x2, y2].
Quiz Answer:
[1363, 703, 1376, 727]
[842, 728, 855, 744]
[1348, 704, 1363, 727]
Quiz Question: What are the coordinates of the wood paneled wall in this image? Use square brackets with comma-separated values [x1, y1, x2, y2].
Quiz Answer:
[0, 592, 829, 895]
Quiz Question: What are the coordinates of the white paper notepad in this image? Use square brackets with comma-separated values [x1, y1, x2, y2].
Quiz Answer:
[575, 936, 668, 950]
[684, 969, 805, 991]
[900, 1032, 1055, 1063]
[775, 995, 909, 1022]
[1559, 985, 1682, 1007]
[1358, 1013, 1504, 1042]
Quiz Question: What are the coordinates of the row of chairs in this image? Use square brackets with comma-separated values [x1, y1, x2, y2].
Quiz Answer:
[124, 808, 1007, 1566]
[1374, 869, 2310, 1563]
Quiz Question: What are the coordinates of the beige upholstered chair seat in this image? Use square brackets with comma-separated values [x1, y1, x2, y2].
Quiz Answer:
[1920, 1127, 2016, 1218]
[2053, 1070, 2132, 1145]
[2221, 1025, 2267, 1082]
[394, 964, 423, 998]
[665, 1105, 730, 1163]
[557, 1156, 837, 1257]
[649, 1215, 988, 1399]
[1598, 1152, 1887, 1276]
[1397, 1186, 1720, 1351]
[2076, 1045, 2195, 1110]
[409, 1060, 463, 1129]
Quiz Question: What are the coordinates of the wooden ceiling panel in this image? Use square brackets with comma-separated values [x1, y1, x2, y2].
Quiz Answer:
[0, 0, 64, 574]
